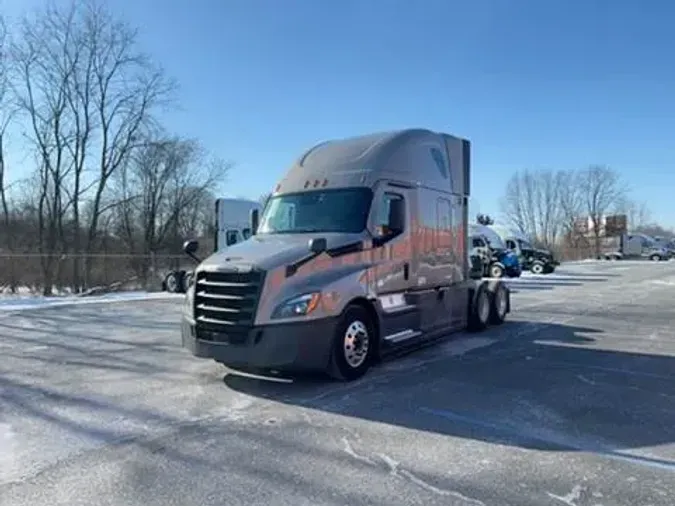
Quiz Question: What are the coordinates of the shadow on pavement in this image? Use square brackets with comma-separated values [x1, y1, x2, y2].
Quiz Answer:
[224, 321, 675, 465]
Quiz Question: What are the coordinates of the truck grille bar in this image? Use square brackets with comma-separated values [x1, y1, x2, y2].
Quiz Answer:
[194, 269, 264, 344]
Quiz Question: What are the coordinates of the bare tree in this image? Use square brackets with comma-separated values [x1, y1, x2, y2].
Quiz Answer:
[555, 169, 585, 249]
[579, 165, 625, 258]
[82, 0, 174, 282]
[177, 188, 215, 239]
[0, 15, 20, 291]
[10, 8, 84, 294]
[614, 197, 650, 231]
[8, 1, 173, 290]
[500, 169, 562, 246]
[113, 136, 228, 285]
[0, 14, 13, 236]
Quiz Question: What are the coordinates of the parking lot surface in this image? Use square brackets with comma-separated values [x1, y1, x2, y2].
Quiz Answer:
[1, 261, 674, 506]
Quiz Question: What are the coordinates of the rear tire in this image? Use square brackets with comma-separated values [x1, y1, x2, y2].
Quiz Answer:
[530, 261, 545, 275]
[489, 283, 508, 325]
[468, 285, 490, 332]
[650, 254, 662, 261]
[327, 305, 375, 381]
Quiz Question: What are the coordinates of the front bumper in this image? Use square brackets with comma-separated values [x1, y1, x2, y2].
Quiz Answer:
[181, 316, 339, 373]
[505, 265, 521, 276]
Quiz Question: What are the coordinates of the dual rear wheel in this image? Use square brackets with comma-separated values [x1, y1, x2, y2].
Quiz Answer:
[468, 282, 508, 332]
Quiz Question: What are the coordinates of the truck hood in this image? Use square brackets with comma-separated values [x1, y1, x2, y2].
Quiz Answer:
[535, 248, 552, 256]
[197, 233, 366, 272]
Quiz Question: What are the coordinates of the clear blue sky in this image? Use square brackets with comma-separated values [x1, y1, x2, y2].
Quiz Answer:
[4, 0, 675, 226]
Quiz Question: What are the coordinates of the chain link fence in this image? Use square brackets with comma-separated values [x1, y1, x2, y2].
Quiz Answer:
[0, 253, 196, 295]
[0, 242, 601, 295]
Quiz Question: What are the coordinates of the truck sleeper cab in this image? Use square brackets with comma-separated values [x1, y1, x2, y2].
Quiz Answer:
[181, 129, 511, 381]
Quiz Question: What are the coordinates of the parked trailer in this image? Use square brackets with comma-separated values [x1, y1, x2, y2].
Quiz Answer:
[180, 129, 512, 381]
[163, 198, 262, 293]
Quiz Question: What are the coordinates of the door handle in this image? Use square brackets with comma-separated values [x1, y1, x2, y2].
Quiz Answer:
[403, 263, 409, 280]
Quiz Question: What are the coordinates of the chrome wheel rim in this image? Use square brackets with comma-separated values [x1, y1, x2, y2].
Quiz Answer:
[343, 320, 369, 368]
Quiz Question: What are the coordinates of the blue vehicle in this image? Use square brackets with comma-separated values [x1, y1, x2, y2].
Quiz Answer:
[498, 248, 522, 277]
[469, 224, 522, 278]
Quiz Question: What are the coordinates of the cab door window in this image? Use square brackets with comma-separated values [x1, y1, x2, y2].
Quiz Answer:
[375, 192, 405, 239]
[226, 230, 240, 246]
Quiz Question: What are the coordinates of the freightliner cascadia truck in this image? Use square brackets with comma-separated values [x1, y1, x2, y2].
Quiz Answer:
[180, 129, 511, 381]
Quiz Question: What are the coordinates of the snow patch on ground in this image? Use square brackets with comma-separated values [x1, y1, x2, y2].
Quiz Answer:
[0, 291, 183, 312]
[0, 423, 17, 478]
[650, 277, 675, 286]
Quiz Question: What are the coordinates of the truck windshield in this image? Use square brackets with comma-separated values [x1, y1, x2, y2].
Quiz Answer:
[258, 188, 373, 234]
[519, 239, 534, 250]
[486, 235, 506, 250]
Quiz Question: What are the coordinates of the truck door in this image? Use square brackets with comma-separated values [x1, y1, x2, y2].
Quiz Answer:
[370, 184, 415, 296]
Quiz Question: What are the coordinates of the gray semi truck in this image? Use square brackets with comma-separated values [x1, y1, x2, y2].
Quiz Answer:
[180, 129, 511, 381]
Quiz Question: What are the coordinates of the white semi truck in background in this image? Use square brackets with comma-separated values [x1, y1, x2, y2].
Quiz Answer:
[163, 198, 262, 293]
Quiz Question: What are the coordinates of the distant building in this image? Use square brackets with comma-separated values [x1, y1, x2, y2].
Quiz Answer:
[573, 214, 627, 238]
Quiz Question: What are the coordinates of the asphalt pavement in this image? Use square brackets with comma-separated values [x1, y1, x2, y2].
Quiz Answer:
[1, 260, 674, 506]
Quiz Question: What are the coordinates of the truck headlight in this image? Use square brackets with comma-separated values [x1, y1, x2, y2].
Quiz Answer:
[272, 293, 321, 319]
[184, 282, 195, 315]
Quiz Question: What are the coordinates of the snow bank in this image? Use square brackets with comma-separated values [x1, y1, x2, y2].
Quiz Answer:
[0, 291, 183, 312]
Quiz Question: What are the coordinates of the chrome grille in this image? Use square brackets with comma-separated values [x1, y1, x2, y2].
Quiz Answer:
[194, 269, 264, 344]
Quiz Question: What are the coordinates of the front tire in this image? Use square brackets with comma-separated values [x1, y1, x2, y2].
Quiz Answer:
[327, 305, 375, 381]
[164, 271, 180, 293]
[489, 263, 504, 278]
[650, 254, 662, 261]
